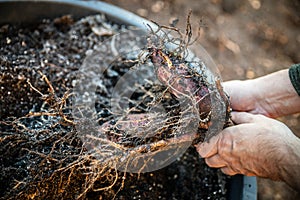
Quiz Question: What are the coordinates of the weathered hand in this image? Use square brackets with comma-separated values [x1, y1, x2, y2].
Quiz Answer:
[223, 80, 286, 117]
[223, 70, 300, 118]
[223, 80, 269, 115]
[195, 112, 300, 183]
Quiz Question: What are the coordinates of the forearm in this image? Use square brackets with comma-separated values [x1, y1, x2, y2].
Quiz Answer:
[252, 69, 300, 118]
[279, 136, 300, 191]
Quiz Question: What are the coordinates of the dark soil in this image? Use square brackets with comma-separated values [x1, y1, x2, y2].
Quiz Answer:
[102, 0, 300, 199]
[0, 14, 230, 199]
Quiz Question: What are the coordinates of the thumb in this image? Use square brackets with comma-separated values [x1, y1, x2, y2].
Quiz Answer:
[231, 111, 262, 124]
[222, 81, 237, 97]
[195, 133, 219, 158]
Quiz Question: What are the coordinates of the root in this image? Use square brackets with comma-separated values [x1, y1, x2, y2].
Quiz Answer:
[1, 12, 229, 200]
[147, 10, 203, 59]
[26, 71, 75, 125]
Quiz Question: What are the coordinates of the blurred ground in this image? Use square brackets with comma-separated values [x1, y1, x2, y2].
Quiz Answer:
[104, 0, 300, 199]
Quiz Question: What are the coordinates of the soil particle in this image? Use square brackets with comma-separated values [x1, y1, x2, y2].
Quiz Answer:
[0, 14, 229, 199]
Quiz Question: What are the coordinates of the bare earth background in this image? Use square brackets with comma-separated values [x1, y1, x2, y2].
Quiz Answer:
[103, 0, 300, 199]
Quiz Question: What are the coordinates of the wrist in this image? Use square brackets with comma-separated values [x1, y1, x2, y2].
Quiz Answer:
[278, 134, 300, 191]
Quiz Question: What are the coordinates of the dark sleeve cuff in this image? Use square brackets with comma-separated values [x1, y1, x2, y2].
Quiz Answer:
[289, 63, 300, 96]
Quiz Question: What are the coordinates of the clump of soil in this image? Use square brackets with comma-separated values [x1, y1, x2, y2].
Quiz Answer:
[0, 14, 230, 199]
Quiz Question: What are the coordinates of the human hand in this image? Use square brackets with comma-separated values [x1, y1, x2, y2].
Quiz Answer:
[195, 112, 300, 181]
[223, 80, 277, 117]
[223, 69, 300, 118]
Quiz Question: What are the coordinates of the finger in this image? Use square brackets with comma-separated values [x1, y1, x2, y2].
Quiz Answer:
[205, 154, 227, 168]
[223, 167, 257, 177]
[243, 171, 257, 177]
[231, 111, 263, 124]
[195, 134, 219, 158]
[222, 81, 236, 97]
[220, 166, 238, 176]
